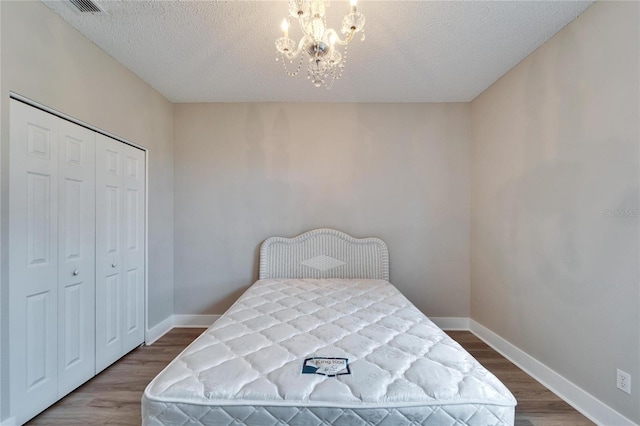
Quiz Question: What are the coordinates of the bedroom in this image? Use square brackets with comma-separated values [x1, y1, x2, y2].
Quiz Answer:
[0, 0, 638, 425]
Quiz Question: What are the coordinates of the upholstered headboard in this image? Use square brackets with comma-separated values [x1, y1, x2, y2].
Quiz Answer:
[259, 228, 389, 280]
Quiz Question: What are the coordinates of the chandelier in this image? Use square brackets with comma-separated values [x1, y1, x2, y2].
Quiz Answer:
[275, 0, 365, 89]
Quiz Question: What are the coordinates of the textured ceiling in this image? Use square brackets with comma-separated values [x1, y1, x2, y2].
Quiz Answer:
[42, 0, 593, 103]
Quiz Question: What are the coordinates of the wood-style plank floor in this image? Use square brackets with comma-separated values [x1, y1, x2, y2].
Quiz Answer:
[446, 331, 593, 426]
[27, 329, 593, 425]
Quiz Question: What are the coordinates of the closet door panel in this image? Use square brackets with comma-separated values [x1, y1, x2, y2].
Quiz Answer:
[9, 100, 60, 424]
[95, 134, 125, 373]
[57, 120, 96, 396]
[122, 146, 146, 352]
[105, 274, 121, 342]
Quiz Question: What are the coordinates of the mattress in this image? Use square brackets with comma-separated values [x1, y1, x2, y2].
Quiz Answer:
[143, 279, 516, 425]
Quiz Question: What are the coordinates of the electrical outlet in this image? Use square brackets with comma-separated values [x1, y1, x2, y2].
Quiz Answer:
[617, 369, 631, 395]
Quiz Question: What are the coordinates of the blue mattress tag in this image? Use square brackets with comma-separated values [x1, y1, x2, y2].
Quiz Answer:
[302, 357, 350, 376]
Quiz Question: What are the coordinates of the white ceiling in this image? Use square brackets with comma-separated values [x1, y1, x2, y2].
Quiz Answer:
[42, 0, 593, 103]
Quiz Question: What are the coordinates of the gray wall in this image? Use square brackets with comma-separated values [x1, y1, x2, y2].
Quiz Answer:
[470, 2, 639, 422]
[174, 103, 471, 317]
[0, 1, 175, 420]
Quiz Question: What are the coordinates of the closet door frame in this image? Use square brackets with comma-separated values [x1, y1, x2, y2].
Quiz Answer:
[9, 93, 151, 345]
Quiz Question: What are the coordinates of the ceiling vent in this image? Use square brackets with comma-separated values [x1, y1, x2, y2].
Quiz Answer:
[68, 0, 103, 13]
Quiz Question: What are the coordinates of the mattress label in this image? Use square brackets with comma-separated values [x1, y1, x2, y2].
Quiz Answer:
[302, 357, 350, 377]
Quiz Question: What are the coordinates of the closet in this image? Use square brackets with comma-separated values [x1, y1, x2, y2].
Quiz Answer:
[8, 99, 146, 424]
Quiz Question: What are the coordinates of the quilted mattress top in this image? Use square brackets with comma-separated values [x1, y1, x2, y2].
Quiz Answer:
[144, 279, 516, 409]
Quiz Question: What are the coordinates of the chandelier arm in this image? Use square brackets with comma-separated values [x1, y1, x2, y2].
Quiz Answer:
[297, 13, 310, 37]
[325, 28, 355, 46]
[282, 36, 311, 61]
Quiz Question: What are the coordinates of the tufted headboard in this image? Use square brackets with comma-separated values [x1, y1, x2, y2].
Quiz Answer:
[259, 228, 389, 280]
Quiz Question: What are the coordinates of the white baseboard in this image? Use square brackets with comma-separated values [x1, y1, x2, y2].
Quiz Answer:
[430, 317, 470, 330]
[145, 315, 174, 345]
[470, 320, 637, 426]
[0, 417, 17, 426]
[173, 314, 220, 328]
[144, 315, 220, 345]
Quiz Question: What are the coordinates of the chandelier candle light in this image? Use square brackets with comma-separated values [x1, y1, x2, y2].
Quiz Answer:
[276, 0, 365, 89]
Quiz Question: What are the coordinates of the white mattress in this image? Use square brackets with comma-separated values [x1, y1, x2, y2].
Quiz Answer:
[143, 279, 516, 425]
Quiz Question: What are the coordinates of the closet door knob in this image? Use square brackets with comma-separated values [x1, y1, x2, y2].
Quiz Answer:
[112, 262, 117, 268]
[73, 269, 80, 276]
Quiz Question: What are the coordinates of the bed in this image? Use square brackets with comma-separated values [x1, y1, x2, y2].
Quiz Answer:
[142, 229, 516, 425]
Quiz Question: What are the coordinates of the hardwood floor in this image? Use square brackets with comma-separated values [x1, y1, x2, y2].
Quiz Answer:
[27, 328, 202, 426]
[28, 329, 593, 425]
[446, 331, 594, 426]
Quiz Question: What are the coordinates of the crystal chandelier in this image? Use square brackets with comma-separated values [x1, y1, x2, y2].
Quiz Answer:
[275, 0, 365, 89]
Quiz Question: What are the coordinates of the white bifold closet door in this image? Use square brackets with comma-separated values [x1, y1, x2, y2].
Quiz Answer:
[95, 134, 146, 373]
[9, 100, 146, 424]
[9, 100, 96, 423]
